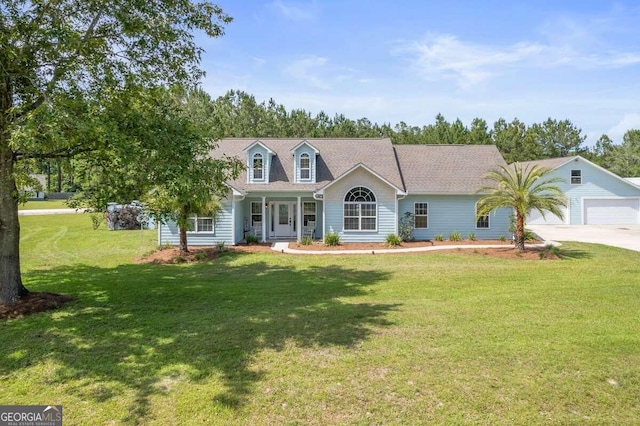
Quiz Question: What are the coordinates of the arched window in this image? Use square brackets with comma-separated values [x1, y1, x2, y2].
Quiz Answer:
[299, 153, 310, 180]
[252, 153, 264, 180]
[344, 187, 377, 231]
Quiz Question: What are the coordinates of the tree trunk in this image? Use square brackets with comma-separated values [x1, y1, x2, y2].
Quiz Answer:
[56, 159, 62, 192]
[515, 211, 525, 251]
[179, 225, 189, 254]
[0, 143, 29, 304]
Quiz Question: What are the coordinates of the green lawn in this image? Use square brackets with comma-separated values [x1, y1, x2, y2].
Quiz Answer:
[19, 199, 70, 210]
[2, 215, 640, 425]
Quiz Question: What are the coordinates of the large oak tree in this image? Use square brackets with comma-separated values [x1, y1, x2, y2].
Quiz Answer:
[0, 0, 231, 304]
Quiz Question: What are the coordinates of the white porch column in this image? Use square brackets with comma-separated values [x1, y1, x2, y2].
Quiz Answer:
[261, 196, 267, 243]
[297, 196, 302, 242]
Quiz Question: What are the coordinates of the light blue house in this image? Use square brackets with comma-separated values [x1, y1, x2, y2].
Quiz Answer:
[158, 138, 515, 246]
[522, 156, 640, 225]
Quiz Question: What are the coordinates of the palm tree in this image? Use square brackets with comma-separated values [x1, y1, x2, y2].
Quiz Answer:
[477, 163, 566, 251]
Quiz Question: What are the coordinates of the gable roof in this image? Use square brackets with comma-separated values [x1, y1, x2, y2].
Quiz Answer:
[518, 155, 640, 190]
[242, 140, 274, 155]
[210, 138, 404, 192]
[517, 156, 577, 170]
[393, 144, 507, 194]
[320, 163, 406, 195]
[290, 140, 319, 154]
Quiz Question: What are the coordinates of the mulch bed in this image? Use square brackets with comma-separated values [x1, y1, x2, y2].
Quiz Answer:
[135, 243, 274, 265]
[0, 292, 75, 320]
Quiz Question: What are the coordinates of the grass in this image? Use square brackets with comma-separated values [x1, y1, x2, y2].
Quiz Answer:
[19, 199, 70, 210]
[2, 214, 640, 424]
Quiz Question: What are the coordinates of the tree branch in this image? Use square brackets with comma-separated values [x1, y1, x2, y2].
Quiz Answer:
[14, 8, 105, 119]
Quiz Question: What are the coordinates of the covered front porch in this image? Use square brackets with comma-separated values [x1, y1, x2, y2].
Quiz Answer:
[236, 193, 322, 243]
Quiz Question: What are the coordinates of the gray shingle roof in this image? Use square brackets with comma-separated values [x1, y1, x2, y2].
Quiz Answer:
[517, 157, 576, 171]
[393, 144, 507, 193]
[210, 138, 404, 192]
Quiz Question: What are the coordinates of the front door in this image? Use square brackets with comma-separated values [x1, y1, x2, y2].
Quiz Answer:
[274, 202, 296, 238]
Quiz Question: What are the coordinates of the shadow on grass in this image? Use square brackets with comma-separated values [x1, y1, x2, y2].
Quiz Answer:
[1, 251, 398, 423]
[559, 248, 592, 260]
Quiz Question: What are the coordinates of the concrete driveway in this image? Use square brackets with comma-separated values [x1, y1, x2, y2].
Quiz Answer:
[528, 224, 640, 252]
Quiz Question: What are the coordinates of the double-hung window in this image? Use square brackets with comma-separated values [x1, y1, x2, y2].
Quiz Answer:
[299, 153, 311, 180]
[414, 203, 428, 228]
[253, 153, 264, 180]
[188, 215, 214, 233]
[344, 187, 377, 231]
[475, 205, 489, 229]
[571, 169, 582, 185]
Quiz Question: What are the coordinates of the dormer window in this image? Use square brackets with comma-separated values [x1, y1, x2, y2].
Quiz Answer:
[253, 153, 264, 180]
[300, 153, 310, 180]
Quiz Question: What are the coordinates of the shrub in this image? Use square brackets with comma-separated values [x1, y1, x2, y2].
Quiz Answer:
[449, 231, 462, 241]
[90, 213, 104, 230]
[324, 232, 340, 246]
[434, 233, 444, 242]
[544, 243, 560, 256]
[174, 256, 186, 264]
[467, 232, 476, 241]
[194, 252, 207, 261]
[159, 242, 174, 251]
[398, 211, 415, 241]
[300, 235, 313, 246]
[246, 234, 259, 245]
[386, 233, 402, 247]
[499, 235, 507, 242]
[216, 241, 226, 252]
[524, 228, 537, 241]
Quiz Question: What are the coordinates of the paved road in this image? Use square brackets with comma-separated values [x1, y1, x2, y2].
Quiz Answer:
[18, 208, 86, 216]
[529, 224, 640, 252]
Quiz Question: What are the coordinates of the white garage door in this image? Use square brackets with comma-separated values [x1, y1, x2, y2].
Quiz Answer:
[583, 198, 640, 224]
[527, 206, 568, 225]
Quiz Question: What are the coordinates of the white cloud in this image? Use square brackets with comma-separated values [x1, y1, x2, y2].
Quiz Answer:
[607, 113, 640, 143]
[269, 0, 316, 21]
[284, 56, 331, 90]
[398, 28, 640, 88]
[397, 34, 546, 88]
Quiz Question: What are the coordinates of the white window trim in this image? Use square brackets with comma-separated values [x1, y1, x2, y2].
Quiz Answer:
[570, 169, 582, 185]
[299, 153, 311, 182]
[343, 187, 377, 232]
[250, 201, 263, 226]
[414, 202, 429, 229]
[475, 204, 490, 229]
[303, 201, 317, 224]
[187, 215, 215, 233]
[252, 153, 264, 181]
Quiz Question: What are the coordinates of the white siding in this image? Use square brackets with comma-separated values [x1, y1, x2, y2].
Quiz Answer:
[323, 168, 397, 242]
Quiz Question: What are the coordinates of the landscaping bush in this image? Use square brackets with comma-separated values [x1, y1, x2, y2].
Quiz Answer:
[386, 234, 402, 247]
[246, 234, 259, 245]
[398, 212, 415, 241]
[467, 232, 476, 241]
[448, 231, 462, 241]
[324, 232, 340, 246]
[434, 233, 444, 241]
[300, 235, 313, 246]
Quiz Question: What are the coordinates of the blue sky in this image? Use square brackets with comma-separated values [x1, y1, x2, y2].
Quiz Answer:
[199, 1, 640, 146]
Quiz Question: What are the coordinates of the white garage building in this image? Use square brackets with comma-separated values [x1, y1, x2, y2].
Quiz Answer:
[520, 156, 640, 225]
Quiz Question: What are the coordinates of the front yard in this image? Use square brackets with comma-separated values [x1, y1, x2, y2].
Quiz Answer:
[2, 214, 639, 424]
